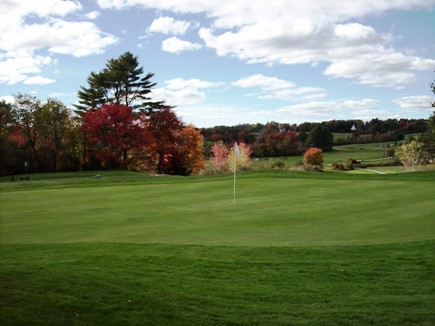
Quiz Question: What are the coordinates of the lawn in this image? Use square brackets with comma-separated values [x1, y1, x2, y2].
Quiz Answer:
[1, 170, 435, 325]
[253, 141, 396, 170]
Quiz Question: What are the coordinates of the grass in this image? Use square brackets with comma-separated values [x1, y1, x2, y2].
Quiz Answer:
[1, 242, 434, 325]
[253, 142, 396, 170]
[1, 168, 435, 325]
[1, 171, 434, 246]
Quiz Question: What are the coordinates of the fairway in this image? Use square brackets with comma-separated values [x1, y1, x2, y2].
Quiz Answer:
[1, 170, 435, 325]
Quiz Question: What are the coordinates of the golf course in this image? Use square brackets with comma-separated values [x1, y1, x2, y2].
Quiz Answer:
[1, 167, 434, 325]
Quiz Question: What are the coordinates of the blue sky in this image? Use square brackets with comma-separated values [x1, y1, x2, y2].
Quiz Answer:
[1, 0, 434, 127]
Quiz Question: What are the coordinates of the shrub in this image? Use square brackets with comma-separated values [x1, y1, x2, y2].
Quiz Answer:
[303, 147, 323, 171]
[332, 162, 345, 171]
[345, 158, 356, 170]
[271, 160, 285, 169]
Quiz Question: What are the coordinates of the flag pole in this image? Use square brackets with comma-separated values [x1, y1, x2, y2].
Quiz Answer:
[234, 143, 236, 204]
[233, 142, 240, 204]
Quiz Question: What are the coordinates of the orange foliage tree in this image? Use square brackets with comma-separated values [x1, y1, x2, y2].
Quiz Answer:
[143, 107, 204, 175]
[303, 147, 323, 171]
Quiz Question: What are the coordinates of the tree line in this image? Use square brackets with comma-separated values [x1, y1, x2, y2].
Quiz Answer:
[1, 52, 204, 176]
[201, 116, 431, 157]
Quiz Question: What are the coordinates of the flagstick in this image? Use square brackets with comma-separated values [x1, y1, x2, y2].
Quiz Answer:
[234, 145, 236, 204]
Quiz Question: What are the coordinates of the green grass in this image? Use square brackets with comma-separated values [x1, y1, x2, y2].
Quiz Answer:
[1, 242, 434, 325]
[253, 141, 395, 169]
[1, 169, 435, 325]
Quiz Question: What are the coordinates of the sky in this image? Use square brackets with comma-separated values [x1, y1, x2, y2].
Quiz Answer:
[1, 0, 434, 128]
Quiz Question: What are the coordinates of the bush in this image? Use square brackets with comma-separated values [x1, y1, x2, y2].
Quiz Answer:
[271, 160, 285, 169]
[345, 158, 357, 170]
[355, 161, 401, 168]
[332, 162, 346, 171]
[303, 147, 323, 171]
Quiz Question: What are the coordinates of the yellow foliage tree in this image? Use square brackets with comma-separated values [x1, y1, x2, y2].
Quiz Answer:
[396, 138, 425, 171]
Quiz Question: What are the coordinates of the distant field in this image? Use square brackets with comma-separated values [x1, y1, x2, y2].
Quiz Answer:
[253, 141, 396, 169]
[1, 170, 434, 325]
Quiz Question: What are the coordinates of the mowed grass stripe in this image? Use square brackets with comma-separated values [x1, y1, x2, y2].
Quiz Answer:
[1, 172, 434, 246]
[1, 242, 434, 325]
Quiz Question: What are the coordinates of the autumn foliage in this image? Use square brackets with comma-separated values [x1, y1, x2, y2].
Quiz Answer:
[210, 141, 229, 172]
[303, 147, 323, 171]
[82, 103, 145, 168]
[210, 141, 252, 173]
[82, 104, 204, 174]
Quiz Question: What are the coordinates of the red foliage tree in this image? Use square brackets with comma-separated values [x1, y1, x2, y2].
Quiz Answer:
[82, 103, 146, 168]
[144, 106, 184, 174]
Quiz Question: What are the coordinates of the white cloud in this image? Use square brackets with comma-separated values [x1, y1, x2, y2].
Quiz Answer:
[277, 99, 381, 121]
[0, 55, 53, 85]
[0, 0, 117, 85]
[0, 95, 14, 104]
[97, 0, 435, 89]
[161, 37, 201, 54]
[324, 51, 435, 89]
[393, 96, 434, 112]
[2, 20, 117, 58]
[152, 77, 223, 106]
[149, 16, 191, 35]
[85, 11, 100, 20]
[24, 76, 56, 85]
[232, 74, 326, 101]
[165, 78, 223, 90]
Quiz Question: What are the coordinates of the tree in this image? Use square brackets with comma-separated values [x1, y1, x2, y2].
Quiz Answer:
[210, 141, 229, 172]
[82, 103, 146, 169]
[39, 99, 71, 171]
[303, 147, 323, 171]
[145, 106, 184, 174]
[12, 94, 44, 171]
[306, 124, 333, 151]
[75, 52, 164, 113]
[396, 138, 426, 171]
[0, 100, 19, 175]
[421, 78, 435, 160]
[431, 79, 435, 108]
[228, 142, 252, 171]
[177, 125, 205, 175]
[9, 95, 79, 173]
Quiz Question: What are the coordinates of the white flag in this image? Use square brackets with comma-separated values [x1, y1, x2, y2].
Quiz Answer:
[234, 142, 240, 156]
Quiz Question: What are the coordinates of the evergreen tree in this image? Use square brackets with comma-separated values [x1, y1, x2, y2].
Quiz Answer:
[75, 52, 164, 114]
[306, 124, 334, 151]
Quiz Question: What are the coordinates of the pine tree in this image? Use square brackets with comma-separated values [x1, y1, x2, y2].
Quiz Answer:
[75, 52, 164, 114]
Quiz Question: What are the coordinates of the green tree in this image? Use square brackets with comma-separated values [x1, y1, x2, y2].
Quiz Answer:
[75, 52, 164, 113]
[396, 138, 426, 171]
[431, 80, 435, 108]
[12, 94, 44, 171]
[421, 110, 435, 160]
[306, 124, 333, 151]
[0, 100, 19, 175]
[39, 99, 71, 171]
[421, 79, 435, 160]
[12, 94, 77, 173]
